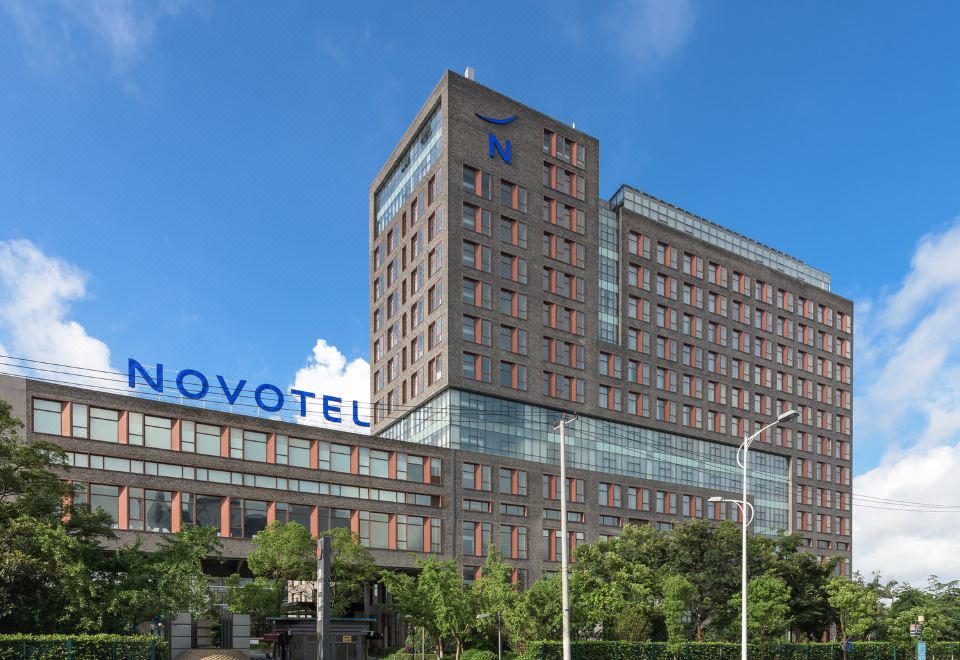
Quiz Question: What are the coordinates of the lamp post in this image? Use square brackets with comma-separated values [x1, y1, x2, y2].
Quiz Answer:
[709, 409, 799, 660]
[554, 416, 577, 660]
[476, 612, 502, 660]
[405, 616, 427, 660]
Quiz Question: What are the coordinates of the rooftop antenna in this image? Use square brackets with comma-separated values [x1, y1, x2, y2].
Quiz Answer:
[464, 66, 475, 80]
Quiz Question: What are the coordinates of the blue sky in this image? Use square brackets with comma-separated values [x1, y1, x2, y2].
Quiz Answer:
[3, 1, 960, 582]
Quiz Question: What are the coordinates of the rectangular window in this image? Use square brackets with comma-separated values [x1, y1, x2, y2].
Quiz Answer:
[72, 404, 88, 437]
[86, 484, 120, 529]
[32, 399, 62, 435]
[359, 511, 390, 549]
[359, 448, 390, 478]
[243, 431, 268, 462]
[89, 407, 119, 442]
[330, 443, 352, 473]
[230, 498, 268, 538]
[144, 416, 172, 450]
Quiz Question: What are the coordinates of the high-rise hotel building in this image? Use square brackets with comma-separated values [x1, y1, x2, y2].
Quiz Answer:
[370, 70, 853, 572]
[1, 71, 853, 631]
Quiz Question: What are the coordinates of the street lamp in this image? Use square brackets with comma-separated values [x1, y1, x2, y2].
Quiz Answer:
[476, 612, 502, 660]
[554, 416, 577, 660]
[404, 615, 426, 660]
[711, 409, 799, 660]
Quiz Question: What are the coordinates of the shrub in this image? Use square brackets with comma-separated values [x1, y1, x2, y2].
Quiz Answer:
[462, 650, 499, 660]
[0, 634, 166, 660]
[521, 641, 960, 660]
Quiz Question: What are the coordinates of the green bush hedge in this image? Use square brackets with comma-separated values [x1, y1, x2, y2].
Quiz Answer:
[462, 650, 499, 660]
[524, 641, 960, 660]
[0, 634, 166, 660]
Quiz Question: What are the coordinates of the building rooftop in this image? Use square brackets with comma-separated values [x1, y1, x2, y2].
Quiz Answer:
[610, 185, 832, 291]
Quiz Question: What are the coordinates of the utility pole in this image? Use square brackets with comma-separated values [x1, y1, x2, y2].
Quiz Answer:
[317, 535, 332, 660]
[555, 415, 576, 660]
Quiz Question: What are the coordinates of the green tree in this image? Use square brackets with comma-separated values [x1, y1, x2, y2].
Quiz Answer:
[665, 520, 740, 640]
[384, 557, 479, 660]
[754, 533, 836, 641]
[227, 521, 316, 629]
[111, 525, 222, 629]
[826, 575, 882, 660]
[662, 573, 696, 654]
[730, 575, 791, 660]
[475, 548, 519, 650]
[508, 575, 562, 650]
[326, 526, 377, 617]
[570, 528, 661, 640]
[0, 400, 116, 632]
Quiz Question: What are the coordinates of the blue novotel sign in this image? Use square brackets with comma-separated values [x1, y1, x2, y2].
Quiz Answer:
[127, 358, 370, 427]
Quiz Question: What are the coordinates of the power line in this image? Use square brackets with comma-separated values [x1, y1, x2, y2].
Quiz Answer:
[0, 354, 843, 482]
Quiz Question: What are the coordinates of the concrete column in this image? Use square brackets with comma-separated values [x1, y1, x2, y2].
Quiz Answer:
[171, 492, 182, 533]
[169, 613, 192, 660]
[231, 613, 251, 656]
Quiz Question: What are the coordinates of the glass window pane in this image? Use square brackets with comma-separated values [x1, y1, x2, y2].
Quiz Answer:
[144, 416, 172, 449]
[89, 407, 119, 443]
[32, 399, 62, 435]
[196, 424, 221, 455]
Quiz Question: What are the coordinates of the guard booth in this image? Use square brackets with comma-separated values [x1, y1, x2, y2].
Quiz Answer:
[266, 617, 373, 660]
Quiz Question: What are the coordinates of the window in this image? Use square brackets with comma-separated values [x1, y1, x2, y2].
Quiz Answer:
[398, 453, 425, 482]
[196, 423, 221, 456]
[86, 484, 120, 529]
[330, 443, 352, 473]
[463, 203, 491, 235]
[500, 217, 527, 248]
[397, 515, 427, 551]
[463, 278, 492, 309]
[428, 283, 443, 312]
[89, 407, 119, 442]
[181, 494, 224, 532]
[463, 498, 491, 512]
[230, 498, 268, 538]
[128, 488, 173, 532]
[499, 468, 527, 495]
[463, 353, 492, 382]
[359, 511, 390, 549]
[72, 404, 87, 437]
[144, 416, 172, 450]
[463, 316, 492, 346]
[499, 361, 527, 390]
[500, 289, 527, 319]
[277, 503, 313, 530]
[500, 180, 528, 212]
[462, 463, 491, 491]
[288, 437, 312, 468]
[463, 165, 491, 199]
[32, 399, 62, 435]
[500, 524, 528, 559]
[244, 431, 268, 462]
[359, 448, 390, 478]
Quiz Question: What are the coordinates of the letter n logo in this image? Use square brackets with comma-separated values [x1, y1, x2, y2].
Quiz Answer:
[489, 134, 511, 164]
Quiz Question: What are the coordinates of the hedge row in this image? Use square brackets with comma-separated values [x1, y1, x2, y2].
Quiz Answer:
[0, 634, 167, 660]
[526, 642, 960, 660]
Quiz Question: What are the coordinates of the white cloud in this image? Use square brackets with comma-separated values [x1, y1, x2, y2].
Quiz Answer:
[854, 445, 960, 585]
[605, 0, 698, 68]
[289, 339, 371, 433]
[0, 239, 117, 389]
[853, 218, 960, 584]
[2, 0, 191, 80]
